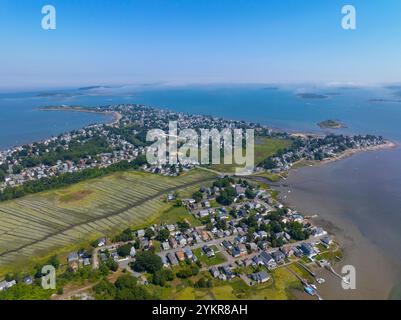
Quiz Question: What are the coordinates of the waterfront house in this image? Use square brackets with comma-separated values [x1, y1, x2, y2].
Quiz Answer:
[300, 243, 317, 259]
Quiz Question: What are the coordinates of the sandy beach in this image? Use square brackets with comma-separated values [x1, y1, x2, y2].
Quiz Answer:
[39, 106, 122, 126]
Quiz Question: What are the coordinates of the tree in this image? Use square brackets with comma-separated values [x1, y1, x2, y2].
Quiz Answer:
[131, 251, 163, 274]
[176, 264, 199, 279]
[0, 170, 5, 182]
[145, 228, 155, 239]
[93, 279, 116, 300]
[192, 191, 203, 203]
[288, 222, 308, 241]
[152, 269, 174, 286]
[216, 186, 236, 205]
[114, 275, 156, 300]
[117, 244, 132, 257]
[156, 229, 170, 242]
[114, 228, 134, 242]
[245, 188, 256, 199]
[48, 255, 60, 269]
[194, 277, 213, 288]
[177, 220, 190, 232]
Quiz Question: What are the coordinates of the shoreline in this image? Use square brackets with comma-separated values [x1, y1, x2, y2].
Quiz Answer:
[251, 142, 400, 299]
[276, 184, 401, 300]
[38, 106, 122, 126]
[269, 144, 401, 300]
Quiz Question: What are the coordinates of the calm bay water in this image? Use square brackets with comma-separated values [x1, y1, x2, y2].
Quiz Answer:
[1, 84, 401, 298]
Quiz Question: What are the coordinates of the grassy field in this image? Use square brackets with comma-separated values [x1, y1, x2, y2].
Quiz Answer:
[208, 137, 292, 174]
[147, 265, 304, 300]
[0, 169, 216, 275]
[193, 245, 227, 267]
[153, 206, 201, 227]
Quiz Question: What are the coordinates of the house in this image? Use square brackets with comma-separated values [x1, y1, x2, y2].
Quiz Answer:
[272, 250, 286, 264]
[238, 244, 247, 255]
[83, 258, 91, 266]
[321, 236, 332, 247]
[300, 243, 316, 258]
[259, 251, 277, 270]
[201, 230, 210, 241]
[258, 231, 268, 239]
[243, 258, 253, 267]
[100, 253, 108, 262]
[184, 247, 194, 260]
[222, 240, 233, 250]
[176, 235, 187, 246]
[0, 280, 16, 291]
[235, 186, 246, 196]
[202, 245, 215, 258]
[293, 247, 302, 258]
[175, 251, 185, 262]
[251, 271, 270, 284]
[198, 210, 210, 218]
[280, 246, 294, 257]
[220, 265, 234, 279]
[169, 238, 178, 249]
[0, 281, 8, 291]
[130, 246, 137, 257]
[248, 242, 258, 252]
[161, 242, 170, 251]
[67, 252, 79, 263]
[183, 198, 196, 204]
[161, 255, 169, 267]
[137, 229, 145, 238]
[231, 247, 241, 258]
[210, 266, 220, 278]
[96, 237, 107, 247]
[111, 252, 119, 261]
[167, 193, 175, 201]
[202, 201, 211, 208]
[167, 253, 179, 266]
[312, 227, 327, 237]
[166, 224, 175, 232]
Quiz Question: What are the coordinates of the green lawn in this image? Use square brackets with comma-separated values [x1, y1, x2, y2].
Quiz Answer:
[193, 246, 227, 267]
[207, 137, 292, 174]
[154, 206, 201, 227]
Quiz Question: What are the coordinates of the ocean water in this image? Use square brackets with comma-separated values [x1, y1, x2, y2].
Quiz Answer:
[2, 85, 401, 146]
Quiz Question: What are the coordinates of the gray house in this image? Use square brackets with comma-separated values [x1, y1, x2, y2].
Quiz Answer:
[272, 250, 286, 264]
[251, 271, 270, 283]
[259, 251, 277, 270]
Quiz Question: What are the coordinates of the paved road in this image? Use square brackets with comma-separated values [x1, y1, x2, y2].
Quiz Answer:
[156, 234, 237, 258]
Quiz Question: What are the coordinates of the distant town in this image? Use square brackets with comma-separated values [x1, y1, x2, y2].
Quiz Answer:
[0, 104, 387, 199]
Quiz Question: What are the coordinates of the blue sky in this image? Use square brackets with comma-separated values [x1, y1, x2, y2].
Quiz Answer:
[1, 0, 401, 89]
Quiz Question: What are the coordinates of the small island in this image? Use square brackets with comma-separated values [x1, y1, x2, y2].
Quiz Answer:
[297, 93, 329, 99]
[317, 119, 346, 129]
